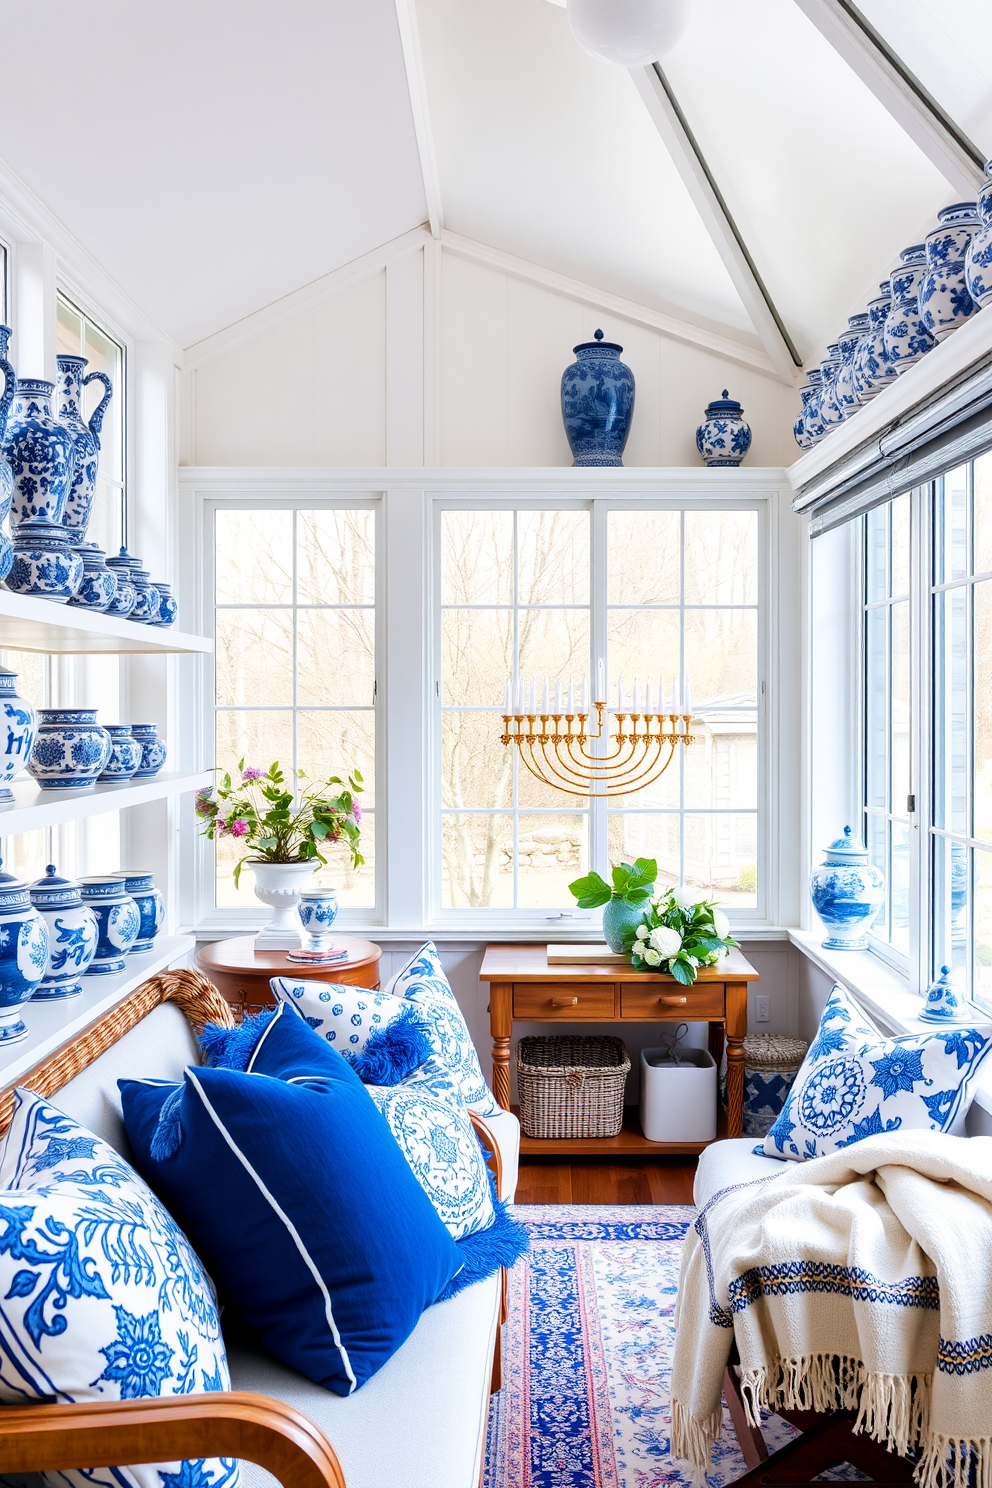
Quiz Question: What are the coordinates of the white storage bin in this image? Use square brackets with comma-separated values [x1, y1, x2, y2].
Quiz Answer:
[640, 1045, 717, 1143]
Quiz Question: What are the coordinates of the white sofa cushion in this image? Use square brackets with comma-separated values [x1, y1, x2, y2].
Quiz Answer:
[693, 1137, 785, 1207]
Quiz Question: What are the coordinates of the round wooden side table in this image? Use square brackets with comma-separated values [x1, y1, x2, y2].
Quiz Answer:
[195, 934, 383, 1012]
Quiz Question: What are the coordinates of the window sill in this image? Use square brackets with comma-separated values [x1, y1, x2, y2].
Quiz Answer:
[189, 921, 793, 944]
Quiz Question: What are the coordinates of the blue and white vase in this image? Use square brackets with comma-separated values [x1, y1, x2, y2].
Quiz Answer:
[0, 327, 16, 584]
[115, 870, 164, 954]
[79, 875, 140, 974]
[696, 391, 752, 467]
[792, 369, 823, 450]
[883, 245, 935, 375]
[0, 860, 49, 1040]
[0, 668, 35, 803]
[56, 355, 113, 547]
[919, 964, 975, 1024]
[560, 330, 635, 467]
[5, 520, 84, 602]
[28, 865, 98, 1000]
[919, 203, 980, 342]
[297, 888, 339, 953]
[802, 367, 830, 447]
[965, 162, 992, 308]
[831, 313, 870, 416]
[152, 580, 177, 627]
[819, 329, 862, 429]
[107, 550, 156, 622]
[28, 708, 110, 791]
[131, 722, 167, 777]
[98, 724, 143, 782]
[2, 379, 75, 529]
[103, 555, 137, 618]
[852, 283, 896, 403]
[809, 825, 885, 950]
[67, 542, 117, 612]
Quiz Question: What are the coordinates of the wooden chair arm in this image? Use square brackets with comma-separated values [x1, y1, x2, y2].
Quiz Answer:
[469, 1109, 504, 1199]
[0, 1391, 346, 1488]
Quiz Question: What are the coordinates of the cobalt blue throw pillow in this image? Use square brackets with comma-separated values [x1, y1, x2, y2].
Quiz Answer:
[761, 984, 992, 1162]
[119, 1021, 462, 1395]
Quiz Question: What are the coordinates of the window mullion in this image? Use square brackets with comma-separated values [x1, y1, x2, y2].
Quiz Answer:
[591, 500, 607, 877]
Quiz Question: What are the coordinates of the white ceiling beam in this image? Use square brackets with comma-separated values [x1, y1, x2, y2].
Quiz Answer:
[630, 65, 802, 387]
[393, 0, 444, 239]
[794, 0, 985, 196]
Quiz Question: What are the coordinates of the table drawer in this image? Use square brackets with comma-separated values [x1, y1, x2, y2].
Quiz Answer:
[621, 984, 725, 1019]
[513, 984, 616, 1019]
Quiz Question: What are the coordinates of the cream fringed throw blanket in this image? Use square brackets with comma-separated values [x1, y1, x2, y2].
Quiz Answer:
[670, 1131, 992, 1488]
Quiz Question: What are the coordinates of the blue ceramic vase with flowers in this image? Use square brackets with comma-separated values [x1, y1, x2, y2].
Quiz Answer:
[810, 826, 884, 950]
[919, 203, 980, 342]
[966, 162, 992, 308]
[0, 860, 49, 1041]
[561, 330, 635, 466]
[56, 355, 113, 547]
[696, 391, 751, 466]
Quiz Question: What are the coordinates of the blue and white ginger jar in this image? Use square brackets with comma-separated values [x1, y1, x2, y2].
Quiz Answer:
[56, 355, 113, 547]
[965, 162, 992, 309]
[919, 964, 973, 1024]
[883, 244, 934, 375]
[28, 708, 110, 791]
[152, 580, 178, 627]
[832, 313, 870, 417]
[0, 327, 16, 583]
[2, 379, 75, 529]
[852, 283, 895, 403]
[298, 888, 339, 951]
[115, 870, 164, 953]
[67, 542, 117, 612]
[0, 860, 49, 1041]
[810, 825, 884, 950]
[107, 549, 156, 622]
[792, 369, 823, 450]
[131, 722, 167, 777]
[0, 668, 35, 803]
[819, 329, 862, 429]
[98, 724, 142, 782]
[560, 330, 635, 467]
[919, 203, 980, 343]
[28, 865, 97, 1000]
[103, 555, 137, 617]
[79, 876, 140, 973]
[696, 390, 752, 467]
[5, 520, 83, 603]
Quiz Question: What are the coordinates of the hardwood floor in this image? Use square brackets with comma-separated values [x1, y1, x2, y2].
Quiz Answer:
[515, 1156, 697, 1205]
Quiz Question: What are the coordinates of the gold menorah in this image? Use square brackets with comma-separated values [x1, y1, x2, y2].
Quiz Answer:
[500, 699, 695, 798]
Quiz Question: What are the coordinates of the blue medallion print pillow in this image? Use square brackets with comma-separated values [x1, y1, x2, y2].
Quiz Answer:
[761, 984, 992, 1162]
[0, 1089, 237, 1488]
[384, 943, 499, 1117]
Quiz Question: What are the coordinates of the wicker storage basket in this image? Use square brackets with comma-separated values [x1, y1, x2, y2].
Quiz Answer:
[516, 1035, 630, 1139]
[743, 1034, 808, 1136]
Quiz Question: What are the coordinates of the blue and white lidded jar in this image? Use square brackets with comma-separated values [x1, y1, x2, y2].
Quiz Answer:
[78, 875, 140, 974]
[2, 378, 75, 530]
[919, 964, 974, 1023]
[832, 313, 870, 416]
[28, 708, 111, 791]
[5, 520, 84, 603]
[298, 888, 339, 953]
[0, 668, 35, 803]
[819, 329, 862, 429]
[130, 567, 159, 624]
[695, 391, 752, 467]
[919, 203, 980, 343]
[883, 244, 935, 375]
[105, 549, 141, 618]
[965, 161, 992, 309]
[130, 723, 167, 778]
[560, 330, 636, 467]
[28, 865, 98, 1000]
[67, 542, 117, 612]
[152, 580, 178, 627]
[792, 369, 823, 450]
[852, 283, 895, 404]
[0, 326, 15, 584]
[114, 870, 164, 954]
[0, 860, 49, 1040]
[98, 724, 143, 782]
[809, 825, 885, 950]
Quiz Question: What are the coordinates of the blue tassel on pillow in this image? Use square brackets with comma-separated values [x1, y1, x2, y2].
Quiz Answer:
[350, 1009, 432, 1086]
[199, 1009, 277, 1071]
[439, 1185, 529, 1300]
[150, 1084, 186, 1160]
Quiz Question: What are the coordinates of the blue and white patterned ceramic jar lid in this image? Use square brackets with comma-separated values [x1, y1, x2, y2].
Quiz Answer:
[573, 328, 623, 356]
[703, 389, 743, 416]
[0, 859, 31, 913]
[78, 875, 129, 902]
[936, 201, 980, 226]
[113, 869, 154, 889]
[29, 864, 84, 910]
[37, 707, 98, 724]
[899, 243, 927, 266]
[822, 825, 870, 864]
[0, 668, 19, 695]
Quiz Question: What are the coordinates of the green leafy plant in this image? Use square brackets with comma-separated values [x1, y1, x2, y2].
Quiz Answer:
[568, 857, 657, 909]
[623, 886, 738, 984]
[195, 759, 364, 886]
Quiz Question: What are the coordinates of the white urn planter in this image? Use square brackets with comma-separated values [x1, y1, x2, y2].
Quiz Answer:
[250, 860, 318, 949]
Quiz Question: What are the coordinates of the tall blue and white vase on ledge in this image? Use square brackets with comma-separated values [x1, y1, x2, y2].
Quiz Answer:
[131, 723, 166, 777]
[79, 876, 140, 974]
[0, 327, 16, 582]
[884, 245, 934, 375]
[965, 162, 992, 308]
[810, 825, 884, 950]
[28, 865, 97, 1000]
[696, 391, 751, 466]
[3, 379, 74, 529]
[28, 709, 110, 790]
[0, 861, 48, 1041]
[0, 669, 34, 803]
[116, 871, 164, 954]
[56, 355, 113, 547]
[298, 888, 338, 954]
[560, 330, 635, 467]
[919, 203, 980, 342]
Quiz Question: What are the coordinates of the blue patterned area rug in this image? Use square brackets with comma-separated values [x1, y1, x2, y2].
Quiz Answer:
[484, 1204, 797, 1488]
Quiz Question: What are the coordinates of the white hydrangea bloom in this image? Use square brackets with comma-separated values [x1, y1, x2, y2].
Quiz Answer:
[649, 926, 682, 958]
[635, 923, 650, 940]
[641, 946, 662, 966]
[712, 908, 730, 940]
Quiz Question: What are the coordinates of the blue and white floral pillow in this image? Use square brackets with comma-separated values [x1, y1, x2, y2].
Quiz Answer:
[0, 1089, 237, 1488]
[761, 984, 992, 1162]
[385, 941, 458, 1005]
[385, 943, 499, 1116]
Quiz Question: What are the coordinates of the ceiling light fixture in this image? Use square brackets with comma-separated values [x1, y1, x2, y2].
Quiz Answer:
[547, 0, 690, 67]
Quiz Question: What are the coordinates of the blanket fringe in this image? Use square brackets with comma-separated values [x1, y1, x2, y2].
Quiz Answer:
[916, 1435, 992, 1488]
[670, 1396, 722, 1476]
[740, 1354, 865, 1424]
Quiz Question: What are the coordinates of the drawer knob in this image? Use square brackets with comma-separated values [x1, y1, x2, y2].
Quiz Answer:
[659, 994, 688, 1006]
[551, 996, 579, 1008]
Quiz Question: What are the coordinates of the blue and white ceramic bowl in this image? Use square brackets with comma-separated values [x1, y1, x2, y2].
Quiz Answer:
[695, 390, 752, 466]
[5, 520, 83, 603]
[98, 724, 143, 782]
[298, 888, 339, 952]
[28, 708, 110, 791]
[884, 244, 935, 375]
[78, 876, 140, 974]
[151, 581, 178, 627]
[966, 162, 992, 309]
[0, 668, 34, 803]
[28, 864, 98, 1000]
[131, 722, 167, 777]
[114, 870, 164, 954]
[2, 379, 74, 529]
[810, 825, 885, 950]
[0, 860, 49, 1040]
[67, 542, 117, 611]
[919, 203, 980, 343]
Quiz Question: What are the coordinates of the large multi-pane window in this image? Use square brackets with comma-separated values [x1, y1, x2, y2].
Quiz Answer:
[437, 504, 760, 913]
[56, 294, 126, 555]
[211, 506, 377, 911]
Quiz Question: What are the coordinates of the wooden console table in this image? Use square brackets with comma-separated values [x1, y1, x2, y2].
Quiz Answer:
[479, 944, 758, 1155]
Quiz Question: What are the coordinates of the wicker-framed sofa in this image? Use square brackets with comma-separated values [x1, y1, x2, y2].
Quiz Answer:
[0, 969, 520, 1488]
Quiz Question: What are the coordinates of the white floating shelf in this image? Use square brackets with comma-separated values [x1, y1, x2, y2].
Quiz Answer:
[0, 771, 211, 835]
[0, 590, 213, 654]
[0, 935, 195, 1089]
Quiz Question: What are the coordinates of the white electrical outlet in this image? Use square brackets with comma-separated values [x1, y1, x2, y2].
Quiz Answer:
[755, 995, 770, 1023]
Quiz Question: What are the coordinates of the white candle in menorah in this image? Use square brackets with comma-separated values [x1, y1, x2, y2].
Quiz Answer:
[500, 664, 696, 798]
